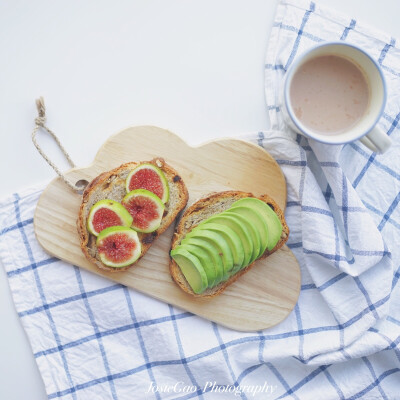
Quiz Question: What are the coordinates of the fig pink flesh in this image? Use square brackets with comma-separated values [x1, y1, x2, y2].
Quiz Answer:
[98, 233, 137, 263]
[123, 195, 160, 230]
[128, 168, 164, 199]
[92, 208, 122, 233]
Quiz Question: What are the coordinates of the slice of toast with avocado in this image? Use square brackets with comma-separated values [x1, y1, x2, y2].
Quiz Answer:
[77, 158, 188, 272]
[169, 191, 289, 297]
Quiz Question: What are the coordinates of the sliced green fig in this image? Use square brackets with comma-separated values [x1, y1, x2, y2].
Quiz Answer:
[121, 189, 165, 233]
[87, 199, 133, 236]
[125, 163, 169, 203]
[96, 226, 141, 268]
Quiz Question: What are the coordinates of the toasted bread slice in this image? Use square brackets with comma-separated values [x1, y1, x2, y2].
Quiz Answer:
[77, 158, 188, 272]
[170, 191, 289, 297]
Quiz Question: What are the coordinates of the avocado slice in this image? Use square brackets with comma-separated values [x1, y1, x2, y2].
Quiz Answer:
[227, 206, 268, 259]
[180, 237, 224, 286]
[201, 213, 253, 272]
[230, 198, 282, 251]
[170, 248, 208, 294]
[221, 211, 260, 265]
[194, 223, 244, 275]
[185, 228, 233, 280]
[178, 242, 218, 287]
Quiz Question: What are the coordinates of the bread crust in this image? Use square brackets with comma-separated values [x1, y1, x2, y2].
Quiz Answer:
[77, 158, 188, 272]
[169, 191, 289, 297]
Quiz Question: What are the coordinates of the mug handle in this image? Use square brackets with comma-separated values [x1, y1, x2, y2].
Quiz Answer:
[359, 126, 392, 154]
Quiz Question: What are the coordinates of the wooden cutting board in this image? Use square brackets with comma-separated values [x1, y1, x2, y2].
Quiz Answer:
[34, 126, 300, 331]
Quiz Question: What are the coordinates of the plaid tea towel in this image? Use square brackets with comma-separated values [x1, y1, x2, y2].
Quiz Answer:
[1, 0, 400, 399]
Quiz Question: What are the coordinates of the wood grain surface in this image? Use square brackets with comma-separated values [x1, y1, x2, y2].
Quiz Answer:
[34, 126, 300, 331]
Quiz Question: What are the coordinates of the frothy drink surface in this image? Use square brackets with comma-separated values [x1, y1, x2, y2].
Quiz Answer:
[290, 55, 369, 135]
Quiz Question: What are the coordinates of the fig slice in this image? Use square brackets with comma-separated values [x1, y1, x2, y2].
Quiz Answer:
[122, 189, 165, 233]
[87, 199, 133, 236]
[96, 226, 141, 268]
[125, 163, 169, 203]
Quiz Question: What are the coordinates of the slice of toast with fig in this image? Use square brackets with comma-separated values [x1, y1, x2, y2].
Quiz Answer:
[77, 157, 188, 272]
[169, 191, 289, 297]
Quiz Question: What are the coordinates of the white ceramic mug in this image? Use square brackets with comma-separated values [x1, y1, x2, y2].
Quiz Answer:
[281, 41, 392, 153]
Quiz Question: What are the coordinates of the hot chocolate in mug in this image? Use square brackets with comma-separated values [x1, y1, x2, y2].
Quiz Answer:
[281, 41, 392, 153]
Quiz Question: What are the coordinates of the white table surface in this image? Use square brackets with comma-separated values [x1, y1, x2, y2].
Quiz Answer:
[1, 1, 400, 398]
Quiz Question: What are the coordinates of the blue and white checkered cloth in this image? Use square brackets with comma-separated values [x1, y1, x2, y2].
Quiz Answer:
[1, 0, 400, 398]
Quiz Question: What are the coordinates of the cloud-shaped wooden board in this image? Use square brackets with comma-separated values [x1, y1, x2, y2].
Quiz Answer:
[34, 126, 300, 331]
